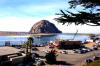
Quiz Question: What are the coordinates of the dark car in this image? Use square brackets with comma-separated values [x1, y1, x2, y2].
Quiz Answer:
[32, 53, 40, 58]
[93, 47, 98, 50]
[81, 48, 88, 53]
[93, 56, 100, 60]
[73, 49, 80, 53]
[85, 58, 93, 64]
[92, 45, 98, 50]
[32, 47, 38, 51]
[36, 59, 45, 66]
[73, 49, 85, 54]
[78, 50, 84, 54]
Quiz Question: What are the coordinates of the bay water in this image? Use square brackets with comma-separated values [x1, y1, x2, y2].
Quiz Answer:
[0, 34, 89, 46]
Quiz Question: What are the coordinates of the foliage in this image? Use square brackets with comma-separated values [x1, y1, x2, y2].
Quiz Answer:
[27, 36, 34, 53]
[85, 59, 100, 66]
[69, 0, 100, 8]
[22, 40, 29, 48]
[45, 51, 57, 64]
[22, 36, 34, 53]
[55, 0, 100, 26]
[23, 52, 35, 66]
[27, 36, 34, 43]
[26, 52, 32, 56]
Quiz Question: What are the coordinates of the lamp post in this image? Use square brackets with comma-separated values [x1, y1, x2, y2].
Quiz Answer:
[73, 30, 78, 40]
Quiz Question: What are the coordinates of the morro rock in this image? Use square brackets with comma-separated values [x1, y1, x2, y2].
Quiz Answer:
[30, 20, 62, 33]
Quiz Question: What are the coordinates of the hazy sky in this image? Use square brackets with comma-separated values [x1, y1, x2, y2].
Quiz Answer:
[0, 0, 67, 17]
[0, 0, 100, 34]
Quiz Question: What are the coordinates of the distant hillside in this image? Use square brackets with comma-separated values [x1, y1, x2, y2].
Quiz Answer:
[30, 20, 62, 33]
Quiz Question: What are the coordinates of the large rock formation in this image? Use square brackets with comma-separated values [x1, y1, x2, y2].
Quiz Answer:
[30, 20, 62, 33]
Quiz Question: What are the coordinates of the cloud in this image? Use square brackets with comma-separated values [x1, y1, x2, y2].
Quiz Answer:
[0, 0, 99, 34]
[0, 16, 55, 32]
[0, 16, 100, 34]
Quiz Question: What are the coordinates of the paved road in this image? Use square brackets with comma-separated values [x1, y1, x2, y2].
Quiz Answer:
[33, 48, 100, 66]
[57, 49, 100, 66]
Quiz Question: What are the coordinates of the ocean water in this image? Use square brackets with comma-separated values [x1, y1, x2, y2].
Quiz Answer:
[0, 34, 89, 46]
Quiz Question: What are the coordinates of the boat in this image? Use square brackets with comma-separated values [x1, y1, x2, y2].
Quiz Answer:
[86, 35, 100, 43]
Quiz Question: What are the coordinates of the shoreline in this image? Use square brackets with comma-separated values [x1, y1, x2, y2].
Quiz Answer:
[0, 31, 100, 36]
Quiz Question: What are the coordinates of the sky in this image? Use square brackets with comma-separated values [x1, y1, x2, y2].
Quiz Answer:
[0, 0, 100, 34]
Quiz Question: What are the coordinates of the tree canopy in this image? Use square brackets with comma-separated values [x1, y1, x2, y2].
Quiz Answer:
[22, 36, 34, 53]
[69, 0, 100, 8]
[55, 0, 100, 26]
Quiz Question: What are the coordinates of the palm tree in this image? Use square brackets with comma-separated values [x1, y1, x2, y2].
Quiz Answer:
[22, 36, 34, 53]
[27, 36, 34, 53]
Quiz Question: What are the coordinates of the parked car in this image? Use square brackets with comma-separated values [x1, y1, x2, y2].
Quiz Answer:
[73, 49, 87, 54]
[85, 58, 93, 64]
[77, 50, 83, 54]
[36, 59, 45, 66]
[39, 44, 44, 47]
[42, 50, 49, 53]
[81, 48, 88, 53]
[92, 45, 98, 50]
[32, 53, 40, 58]
[73, 49, 82, 53]
[32, 47, 38, 51]
[93, 47, 98, 50]
[93, 56, 100, 60]
[73, 49, 80, 53]
[62, 50, 67, 54]
[87, 48, 93, 51]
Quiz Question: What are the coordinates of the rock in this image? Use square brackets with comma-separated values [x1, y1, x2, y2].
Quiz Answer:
[30, 20, 62, 33]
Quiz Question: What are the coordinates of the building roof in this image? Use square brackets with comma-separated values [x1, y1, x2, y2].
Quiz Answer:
[0, 46, 21, 56]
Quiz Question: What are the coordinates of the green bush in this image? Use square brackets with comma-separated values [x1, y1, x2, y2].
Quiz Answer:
[45, 51, 57, 64]
[23, 52, 35, 65]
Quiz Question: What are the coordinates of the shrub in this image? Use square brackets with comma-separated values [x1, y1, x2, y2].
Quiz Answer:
[23, 52, 35, 65]
[45, 51, 57, 64]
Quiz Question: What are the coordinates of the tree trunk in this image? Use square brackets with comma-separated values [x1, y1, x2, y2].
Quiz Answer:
[26, 44, 28, 53]
[30, 41, 32, 53]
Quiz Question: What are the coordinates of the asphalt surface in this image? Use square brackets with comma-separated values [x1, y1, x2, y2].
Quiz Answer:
[33, 48, 100, 66]
[57, 49, 100, 66]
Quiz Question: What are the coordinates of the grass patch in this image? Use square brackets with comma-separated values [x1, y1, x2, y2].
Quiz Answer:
[85, 59, 100, 66]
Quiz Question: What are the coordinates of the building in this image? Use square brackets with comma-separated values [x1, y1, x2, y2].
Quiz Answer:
[5, 41, 10, 46]
[54, 40, 82, 49]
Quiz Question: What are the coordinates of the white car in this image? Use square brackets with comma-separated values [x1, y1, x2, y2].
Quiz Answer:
[62, 50, 67, 54]
[42, 50, 49, 53]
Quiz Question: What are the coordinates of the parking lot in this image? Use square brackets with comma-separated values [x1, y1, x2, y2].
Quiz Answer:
[33, 46, 100, 66]
[56, 49, 100, 66]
